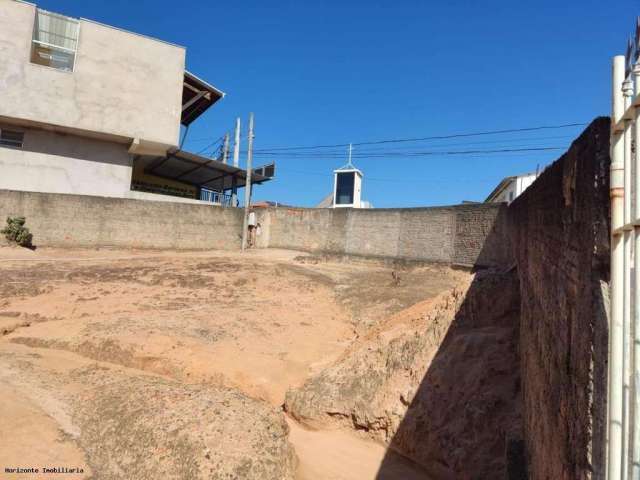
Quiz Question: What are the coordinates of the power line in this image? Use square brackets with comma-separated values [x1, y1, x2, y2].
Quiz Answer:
[244, 137, 573, 156]
[194, 135, 225, 155]
[191, 119, 245, 155]
[253, 122, 587, 152]
[326, 134, 576, 153]
[249, 145, 568, 159]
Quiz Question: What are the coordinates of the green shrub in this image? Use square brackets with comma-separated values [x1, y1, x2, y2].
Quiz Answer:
[1, 216, 33, 248]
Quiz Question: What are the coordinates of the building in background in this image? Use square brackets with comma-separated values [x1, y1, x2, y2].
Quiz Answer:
[315, 150, 372, 209]
[485, 171, 539, 204]
[0, 1, 272, 206]
[333, 164, 364, 208]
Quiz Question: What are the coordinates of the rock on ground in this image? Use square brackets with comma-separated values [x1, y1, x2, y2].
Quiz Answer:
[285, 269, 522, 479]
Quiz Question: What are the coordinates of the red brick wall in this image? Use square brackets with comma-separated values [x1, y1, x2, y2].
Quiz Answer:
[508, 117, 610, 480]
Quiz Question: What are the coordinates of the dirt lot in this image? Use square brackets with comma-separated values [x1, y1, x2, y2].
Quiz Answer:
[0, 246, 467, 480]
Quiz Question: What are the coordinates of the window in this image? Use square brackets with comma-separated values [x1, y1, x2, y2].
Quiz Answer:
[335, 171, 355, 205]
[30, 9, 79, 72]
[0, 130, 24, 149]
[253, 163, 276, 178]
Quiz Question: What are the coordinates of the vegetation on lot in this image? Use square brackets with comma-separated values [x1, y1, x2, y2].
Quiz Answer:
[2, 216, 33, 248]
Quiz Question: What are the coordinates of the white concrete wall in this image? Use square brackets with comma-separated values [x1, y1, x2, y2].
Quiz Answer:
[0, 0, 185, 151]
[0, 123, 225, 204]
[0, 124, 133, 197]
[516, 174, 537, 197]
[491, 173, 538, 204]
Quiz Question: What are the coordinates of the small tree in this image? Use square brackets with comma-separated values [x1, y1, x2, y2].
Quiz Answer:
[1, 216, 33, 248]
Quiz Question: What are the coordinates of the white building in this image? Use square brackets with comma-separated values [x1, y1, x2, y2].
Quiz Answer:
[485, 171, 538, 204]
[333, 165, 364, 208]
[0, 0, 272, 206]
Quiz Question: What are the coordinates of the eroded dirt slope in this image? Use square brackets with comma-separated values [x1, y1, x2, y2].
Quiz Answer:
[0, 247, 465, 479]
[286, 269, 522, 479]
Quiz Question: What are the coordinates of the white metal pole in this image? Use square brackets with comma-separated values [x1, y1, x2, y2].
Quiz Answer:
[222, 133, 230, 164]
[631, 61, 640, 479]
[610, 54, 627, 480]
[241, 113, 254, 252]
[233, 118, 241, 168]
[623, 78, 634, 480]
[232, 118, 241, 207]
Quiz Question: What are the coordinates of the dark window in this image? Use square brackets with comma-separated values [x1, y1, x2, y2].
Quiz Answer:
[0, 130, 24, 148]
[252, 163, 276, 178]
[335, 171, 355, 205]
[263, 164, 275, 178]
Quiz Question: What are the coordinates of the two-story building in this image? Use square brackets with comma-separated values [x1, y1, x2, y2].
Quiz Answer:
[0, 0, 271, 205]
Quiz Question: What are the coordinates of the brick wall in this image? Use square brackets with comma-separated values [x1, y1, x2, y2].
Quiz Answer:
[257, 203, 511, 267]
[508, 117, 610, 480]
[0, 190, 244, 250]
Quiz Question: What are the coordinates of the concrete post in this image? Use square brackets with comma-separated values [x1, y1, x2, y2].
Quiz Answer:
[232, 118, 241, 206]
[241, 113, 254, 251]
[222, 133, 230, 164]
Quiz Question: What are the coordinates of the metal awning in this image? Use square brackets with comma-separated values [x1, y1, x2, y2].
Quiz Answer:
[182, 71, 225, 126]
[140, 149, 274, 191]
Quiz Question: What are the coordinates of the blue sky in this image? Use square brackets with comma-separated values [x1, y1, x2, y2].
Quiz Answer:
[37, 0, 635, 207]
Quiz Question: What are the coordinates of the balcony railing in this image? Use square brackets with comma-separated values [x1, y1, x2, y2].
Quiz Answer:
[200, 188, 232, 206]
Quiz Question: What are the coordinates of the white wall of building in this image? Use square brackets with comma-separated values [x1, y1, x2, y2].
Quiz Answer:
[489, 173, 538, 204]
[0, 124, 225, 205]
[515, 174, 537, 198]
[0, 0, 185, 151]
[0, 125, 134, 197]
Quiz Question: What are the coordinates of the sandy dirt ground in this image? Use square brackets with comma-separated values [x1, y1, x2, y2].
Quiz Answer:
[0, 246, 467, 479]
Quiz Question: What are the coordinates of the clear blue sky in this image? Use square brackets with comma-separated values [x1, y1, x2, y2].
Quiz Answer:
[37, 0, 635, 207]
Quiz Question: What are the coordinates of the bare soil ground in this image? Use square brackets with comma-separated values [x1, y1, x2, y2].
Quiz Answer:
[0, 246, 467, 480]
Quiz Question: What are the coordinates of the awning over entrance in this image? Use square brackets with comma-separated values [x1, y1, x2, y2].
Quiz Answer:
[138, 150, 275, 192]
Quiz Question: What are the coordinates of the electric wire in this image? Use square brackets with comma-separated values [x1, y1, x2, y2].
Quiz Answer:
[247, 146, 568, 159]
[252, 122, 587, 152]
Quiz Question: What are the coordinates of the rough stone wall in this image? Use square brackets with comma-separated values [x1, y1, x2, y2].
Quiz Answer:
[0, 189, 244, 250]
[508, 117, 610, 480]
[258, 203, 510, 267]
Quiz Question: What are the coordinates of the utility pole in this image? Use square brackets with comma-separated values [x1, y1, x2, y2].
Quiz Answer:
[241, 113, 254, 251]
[222, 133, 230, 164]
[231, 118, 241, 206]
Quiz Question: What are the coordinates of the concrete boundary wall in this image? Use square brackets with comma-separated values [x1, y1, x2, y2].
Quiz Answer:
[0, 189, 244, 250]
[257, 203, 511, 267]
[0, 189, 510, 267]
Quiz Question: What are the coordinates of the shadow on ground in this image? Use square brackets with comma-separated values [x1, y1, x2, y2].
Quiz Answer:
[374, 211, 527, 480]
